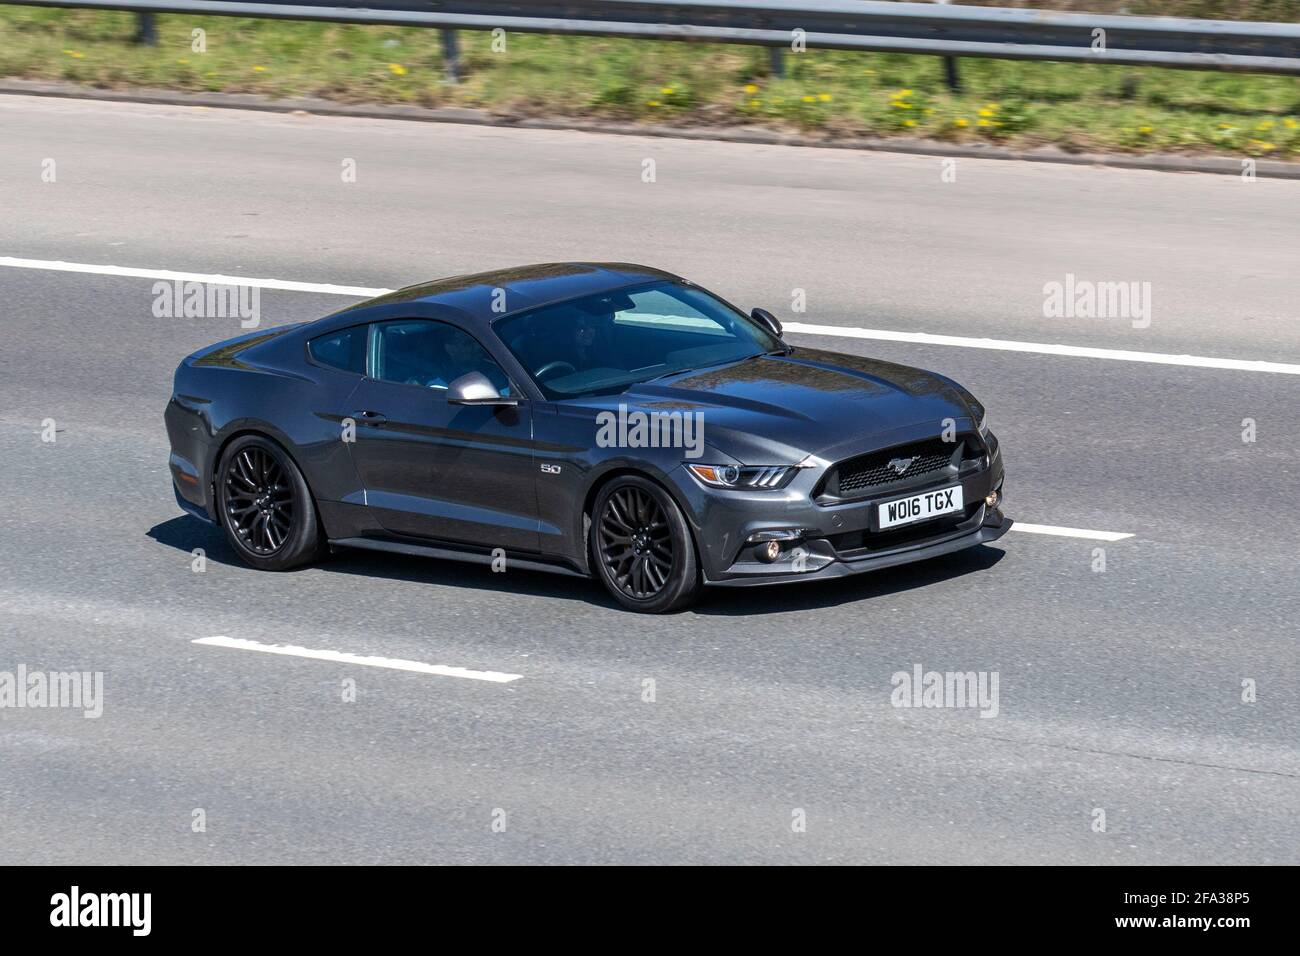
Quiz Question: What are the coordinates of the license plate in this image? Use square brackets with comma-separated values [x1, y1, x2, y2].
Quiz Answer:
[878, 485, 963, 529]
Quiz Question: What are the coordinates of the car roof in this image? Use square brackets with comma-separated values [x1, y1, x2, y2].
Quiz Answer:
[309, 262, 683, 335]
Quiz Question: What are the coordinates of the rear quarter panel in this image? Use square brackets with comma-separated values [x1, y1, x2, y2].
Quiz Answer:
[165, 327, 364, 521]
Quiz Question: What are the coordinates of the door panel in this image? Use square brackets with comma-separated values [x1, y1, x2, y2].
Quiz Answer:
[347, 377, 539, 550]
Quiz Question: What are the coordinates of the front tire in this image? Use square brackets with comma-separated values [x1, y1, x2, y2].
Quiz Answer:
[590, 475, 701, 613]
[216, 435, 324, 571]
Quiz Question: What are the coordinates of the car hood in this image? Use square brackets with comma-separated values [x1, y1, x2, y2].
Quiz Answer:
[611, 346, 979, 465]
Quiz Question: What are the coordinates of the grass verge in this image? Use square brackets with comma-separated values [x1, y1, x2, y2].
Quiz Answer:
[1, 8, 1297, 158]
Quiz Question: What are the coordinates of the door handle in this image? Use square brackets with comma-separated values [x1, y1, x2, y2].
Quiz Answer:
[350, 410, 388, 426]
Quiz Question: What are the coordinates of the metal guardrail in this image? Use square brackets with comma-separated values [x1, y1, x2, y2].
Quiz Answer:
[7, 0, 1300, 75]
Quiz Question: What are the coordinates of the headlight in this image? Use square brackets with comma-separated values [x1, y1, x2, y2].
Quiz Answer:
[687, 464, 799, 489]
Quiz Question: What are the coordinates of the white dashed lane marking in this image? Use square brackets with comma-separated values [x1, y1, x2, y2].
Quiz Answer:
[1009, 523, 1135, 542]
[193, 636, 524, 683]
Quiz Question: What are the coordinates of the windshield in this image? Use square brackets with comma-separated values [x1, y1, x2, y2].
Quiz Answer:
[494, 280, 783, 400]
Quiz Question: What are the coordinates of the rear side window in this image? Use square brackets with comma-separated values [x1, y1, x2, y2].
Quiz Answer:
[309, 326, 367, 375]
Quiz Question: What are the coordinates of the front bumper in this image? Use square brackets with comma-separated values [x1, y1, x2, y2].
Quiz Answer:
[677, 443, 1008, 586]
[707, 503, 1009, 587]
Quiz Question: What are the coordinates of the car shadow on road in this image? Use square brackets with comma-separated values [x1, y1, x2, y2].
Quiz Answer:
[146, 514, 618, 608]
[147, 514, 242, 565]
[150, 514, 1009, 615]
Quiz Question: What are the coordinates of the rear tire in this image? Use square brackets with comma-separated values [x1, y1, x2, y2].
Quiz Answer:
[216, 435, 324, 571]
[590, 475, 701, 613]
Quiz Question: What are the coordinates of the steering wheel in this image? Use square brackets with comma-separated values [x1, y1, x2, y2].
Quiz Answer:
[534, 360, 577, 382]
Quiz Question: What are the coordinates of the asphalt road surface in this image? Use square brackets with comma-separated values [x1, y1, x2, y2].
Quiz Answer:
[0, 95, 1296, 865]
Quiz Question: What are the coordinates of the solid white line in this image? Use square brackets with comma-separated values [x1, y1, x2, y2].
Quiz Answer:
[192, 635, 523, 683]
[0, 256, 389, 298]
[1010, 523, 1135, 542]
[782, 322, 1300, 376]
[5, 255, 1297, 375]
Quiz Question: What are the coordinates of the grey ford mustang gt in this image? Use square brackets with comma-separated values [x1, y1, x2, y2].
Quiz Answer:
[166, 262, 1009, 612]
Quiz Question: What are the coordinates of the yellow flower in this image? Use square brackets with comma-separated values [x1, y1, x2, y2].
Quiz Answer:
[1217, 123, 1234, 130]
[177, 58, 189, 65]
[802, 95, 816, 103]
[1285, 118, 1299, 129]
[818, 93, 832, 102]
[903, 119, 916, 127]
[977, 118, 991, 127]
[1251, 139, 1277, 150]
[984, 103, 1001, 111]
[252, 65, 267, 72]
[1257, 119, 1275, 130]
[647, 100, 660, 107]
[388, 63, 407, 76]
[748, 99, 761, 108]
[954, 117, 969, 128]
[1138, 126, 1153, 134]
[863, 69, 876, 76]
[743, 84, 758, 94]
[977, 108, 995, 118]
[62, 49, 85, 59]
[661, 86, 674, 95]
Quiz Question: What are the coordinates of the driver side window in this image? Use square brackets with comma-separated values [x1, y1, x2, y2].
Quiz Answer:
[370, 320, 511, 396]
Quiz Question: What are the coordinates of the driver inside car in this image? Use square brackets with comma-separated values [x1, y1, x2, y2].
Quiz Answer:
[538, 311, 611, 380]
[416, 328, 511, 396]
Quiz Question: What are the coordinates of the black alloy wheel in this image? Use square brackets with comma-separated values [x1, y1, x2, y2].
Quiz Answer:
[216, 435, 324, 571]
[599, 485, 674, 599]
[223, 444, 294, 555]
[590, 476, 701, 613]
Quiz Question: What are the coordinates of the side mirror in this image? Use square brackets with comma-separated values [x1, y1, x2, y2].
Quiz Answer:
[447, 371, 517, 406]
[751, 307, 783, 338]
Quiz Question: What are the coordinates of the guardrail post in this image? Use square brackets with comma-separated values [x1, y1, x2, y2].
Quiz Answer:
[440, 29, 460, 83]
[943, 56, 961, 92]
[768, 46, 785, 79]
[934, 0, 958, 91]
[134, 11, 157, 46]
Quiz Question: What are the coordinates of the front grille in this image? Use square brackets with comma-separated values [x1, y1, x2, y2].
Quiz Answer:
[820, 435, 975, 500]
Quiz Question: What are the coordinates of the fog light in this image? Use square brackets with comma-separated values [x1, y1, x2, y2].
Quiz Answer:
[747, 529, 803, 563]
[985, 491, 1000, 509]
